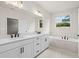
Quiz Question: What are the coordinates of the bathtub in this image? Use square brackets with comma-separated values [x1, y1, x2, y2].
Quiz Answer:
[48, 36, 78, 54]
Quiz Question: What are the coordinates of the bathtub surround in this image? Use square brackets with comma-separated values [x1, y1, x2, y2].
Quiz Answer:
[48, 36, 78, 55]
[49, 7, 78, 57]
[50, 7, 78, 39]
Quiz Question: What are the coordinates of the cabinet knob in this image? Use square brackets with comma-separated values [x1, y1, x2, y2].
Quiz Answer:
[22, 47, 24, 53]
[36, 43, 39, 45]
[20, 48, 22, 54]
[77, 35, 79, 37]
[36, 50, 39, 53]
[20, 47, 24, 54]
[37, 38, 39, 40]
[45, 38, 47, 42]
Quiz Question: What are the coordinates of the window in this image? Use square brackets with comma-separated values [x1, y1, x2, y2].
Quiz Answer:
[56, 15, 70, 27]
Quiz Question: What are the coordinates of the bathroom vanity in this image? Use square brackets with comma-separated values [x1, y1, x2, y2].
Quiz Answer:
[0, 34, 48, 58]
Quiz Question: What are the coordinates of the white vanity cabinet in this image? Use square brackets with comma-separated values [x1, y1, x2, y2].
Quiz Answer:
[0, 38, 34, 58]
[20, 43, 34, 58]
[33, 35, 48, 57]
[40, 36, 48, 51]
[0, 35, 48, 58]
[0, 47, 21, 58]
[0, 43, 33, 58]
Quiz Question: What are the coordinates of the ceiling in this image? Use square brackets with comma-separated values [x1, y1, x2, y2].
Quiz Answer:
[35, 1, 79, 14]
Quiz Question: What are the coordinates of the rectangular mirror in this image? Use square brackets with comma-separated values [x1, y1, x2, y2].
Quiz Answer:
[7, 18, 18, 35]
[39, 20, 43, 28]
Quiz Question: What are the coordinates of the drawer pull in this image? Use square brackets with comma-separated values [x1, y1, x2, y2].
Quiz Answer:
[20, 48, 22, 54]
[20, 47, 24, 54]
[36, 50, 39, 53]
[45, 38, 47, 42]
[22, 47, 24, 53]
[36, 43, 39, 45]
[36, 38, 39, 40]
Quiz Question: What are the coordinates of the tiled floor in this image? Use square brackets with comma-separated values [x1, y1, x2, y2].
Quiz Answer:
[37, 47, 78, 58]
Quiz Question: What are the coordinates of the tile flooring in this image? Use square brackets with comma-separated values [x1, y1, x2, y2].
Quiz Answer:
[37, 47, 78, 58]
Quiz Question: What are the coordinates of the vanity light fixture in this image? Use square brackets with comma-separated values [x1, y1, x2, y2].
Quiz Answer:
[33, 10, 43, 17]
[5, 1, 23, 8]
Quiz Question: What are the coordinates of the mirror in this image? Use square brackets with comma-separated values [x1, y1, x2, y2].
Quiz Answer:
[7, 18, 18, 35]
[39, 20, 43, 28]
[35, 17, 43, 34]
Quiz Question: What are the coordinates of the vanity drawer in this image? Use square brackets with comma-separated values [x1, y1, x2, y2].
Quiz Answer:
[0, 39, 33, 53]
[34, 38, 40, 42]
[34, 41, 40, 45]
[35, 42, 40, 46]
[36, 49, 40, 54]
[34, 44, 41, 56]
[34, 48, 40, 56]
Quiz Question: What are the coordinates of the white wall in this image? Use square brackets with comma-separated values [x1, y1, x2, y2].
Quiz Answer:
[50, 8, 78, 39]
[0, 5, 36, 38]
[0, 2, 51, 38]
[19, 1, 51, 34]
[34, 3, 51, 34]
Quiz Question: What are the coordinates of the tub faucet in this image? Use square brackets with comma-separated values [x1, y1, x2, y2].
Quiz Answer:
[64, 36, 66, 39]
[62, 36, 68, 40]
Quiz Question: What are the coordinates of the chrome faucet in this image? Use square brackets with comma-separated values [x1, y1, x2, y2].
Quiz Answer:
[62, 36, 68, 40]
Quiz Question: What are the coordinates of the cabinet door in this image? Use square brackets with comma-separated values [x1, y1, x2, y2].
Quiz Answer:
[0, 47, 20, 58]
[40, 37, 48, 51]
[21, 43, 33, 58]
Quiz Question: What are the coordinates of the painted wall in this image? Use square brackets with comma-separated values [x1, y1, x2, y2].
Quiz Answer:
[50, 8, 78, 39]
[0, 2, 51, 38]
[0, 6, 36, 38]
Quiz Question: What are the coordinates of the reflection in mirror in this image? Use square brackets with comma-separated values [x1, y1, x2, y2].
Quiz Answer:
[7, 18, 18, 35]
[39, 20, 43, 28]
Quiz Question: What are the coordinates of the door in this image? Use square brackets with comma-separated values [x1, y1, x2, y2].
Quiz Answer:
[0, 47, 20, 58]
[21, 43, 33, 58]
[40, 36, 48, 51]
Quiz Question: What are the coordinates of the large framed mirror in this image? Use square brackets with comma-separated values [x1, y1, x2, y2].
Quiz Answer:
[7, 18, 18, 35]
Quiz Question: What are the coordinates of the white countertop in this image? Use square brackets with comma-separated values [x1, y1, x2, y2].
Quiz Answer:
[0, 33, 47, 46]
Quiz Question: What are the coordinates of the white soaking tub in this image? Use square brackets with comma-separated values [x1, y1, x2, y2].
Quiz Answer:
[48, 36, 78, 54]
